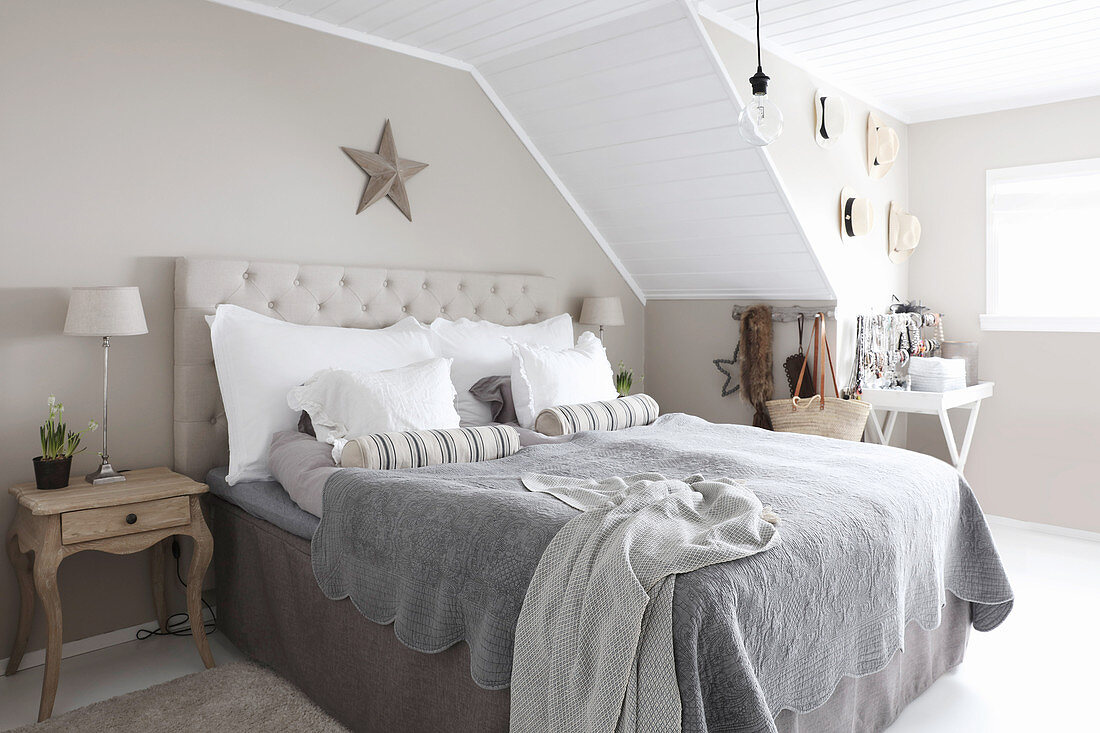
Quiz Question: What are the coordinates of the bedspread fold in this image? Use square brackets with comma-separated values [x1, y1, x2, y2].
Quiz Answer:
[511, 473, 780, 733]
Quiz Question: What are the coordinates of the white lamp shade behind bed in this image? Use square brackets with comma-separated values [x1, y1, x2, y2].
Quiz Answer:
[579, 296, 624, 342]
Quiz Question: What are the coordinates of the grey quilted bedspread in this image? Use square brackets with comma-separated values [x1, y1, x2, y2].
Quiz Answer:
[312, 413, 1013, 732]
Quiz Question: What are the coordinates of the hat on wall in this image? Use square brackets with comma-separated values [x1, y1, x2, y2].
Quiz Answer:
[814, 90, 848, 148]
[888, 201, 921, 263]
[840, 187, 874, 239]
[866, 113, 899, 178]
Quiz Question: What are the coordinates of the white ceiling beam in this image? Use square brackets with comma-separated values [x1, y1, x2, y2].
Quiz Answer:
[207, 0, 471, 69]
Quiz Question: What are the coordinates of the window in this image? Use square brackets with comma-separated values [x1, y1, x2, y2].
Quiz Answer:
[983, 157, 1100, 332]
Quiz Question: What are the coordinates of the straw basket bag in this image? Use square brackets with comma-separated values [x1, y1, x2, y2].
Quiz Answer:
[766, 313, 870, 441]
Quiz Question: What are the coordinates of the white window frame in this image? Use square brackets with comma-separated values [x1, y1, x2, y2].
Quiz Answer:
[981, 157, 1100, 333]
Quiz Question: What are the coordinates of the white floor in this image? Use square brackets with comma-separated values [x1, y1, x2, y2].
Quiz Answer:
[889, 521, 1100, 732]
[0, 632, 244, 730]
[0, 522, 1096, 732]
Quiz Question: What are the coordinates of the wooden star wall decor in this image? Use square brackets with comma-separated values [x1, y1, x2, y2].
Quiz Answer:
[341, 119, 427, 221]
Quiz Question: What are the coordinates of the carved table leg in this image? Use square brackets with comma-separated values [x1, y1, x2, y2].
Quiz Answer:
[186, 498, 215, 669]
[32, 548, 62, 722]
[4, 529, 34, 676]
[150, 538, 169, 633]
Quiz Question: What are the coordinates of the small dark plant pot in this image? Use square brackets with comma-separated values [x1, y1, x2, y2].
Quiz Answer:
[33, 456, 72, 491]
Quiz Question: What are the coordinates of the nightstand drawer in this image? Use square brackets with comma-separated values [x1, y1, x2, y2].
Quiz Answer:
[61, 496, 190, 545]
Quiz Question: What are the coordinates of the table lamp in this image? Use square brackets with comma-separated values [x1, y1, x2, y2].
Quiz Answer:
[64, 286, 148, 484]
[579, 296, 624, 343]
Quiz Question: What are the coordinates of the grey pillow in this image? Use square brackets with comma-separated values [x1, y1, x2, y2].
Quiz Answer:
[269, 430, 339, 518]
[468, 375, 517, 425]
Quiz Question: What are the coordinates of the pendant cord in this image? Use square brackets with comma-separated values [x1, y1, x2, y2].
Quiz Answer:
[755, 0, 762, 72]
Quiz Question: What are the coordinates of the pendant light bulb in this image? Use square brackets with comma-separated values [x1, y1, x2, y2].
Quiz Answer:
[739, 1, 782, 147]
[738, 71, 783, 147]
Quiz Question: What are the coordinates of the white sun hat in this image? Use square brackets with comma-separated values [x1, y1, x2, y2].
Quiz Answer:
[840, 187, 874, 239]
[814, 90, 848, 148]
[888, 201, 921, 263]
[866, 113, 899, 178]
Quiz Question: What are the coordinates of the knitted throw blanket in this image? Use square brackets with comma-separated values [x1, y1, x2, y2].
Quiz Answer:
[510, 473, 781, 733]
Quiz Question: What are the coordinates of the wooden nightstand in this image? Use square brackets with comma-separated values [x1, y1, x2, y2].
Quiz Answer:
[4, 467, 215, 721]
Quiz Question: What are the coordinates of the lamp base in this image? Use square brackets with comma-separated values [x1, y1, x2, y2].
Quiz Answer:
[86, 461, 126, 485]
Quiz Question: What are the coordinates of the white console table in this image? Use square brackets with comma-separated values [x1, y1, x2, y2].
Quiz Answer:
[861, 382, 994, 474]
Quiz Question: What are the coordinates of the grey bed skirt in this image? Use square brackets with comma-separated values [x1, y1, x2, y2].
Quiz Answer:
[208, 495, 971, 732]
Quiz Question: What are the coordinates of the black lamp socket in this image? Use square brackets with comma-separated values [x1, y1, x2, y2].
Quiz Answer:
[749, 69, 770, 96]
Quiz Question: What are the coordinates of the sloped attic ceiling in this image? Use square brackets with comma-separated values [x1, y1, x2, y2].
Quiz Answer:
[217, 0, 834, 303]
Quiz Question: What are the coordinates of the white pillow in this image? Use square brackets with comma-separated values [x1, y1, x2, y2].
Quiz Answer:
[287, 358, 460, 463]
[429, 314, 574, 425]
[510, 331, 618, 429]
[208, 304, 436, 484]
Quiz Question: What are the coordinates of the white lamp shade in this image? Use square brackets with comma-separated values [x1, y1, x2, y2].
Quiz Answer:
[579, 296, 625, 327]
[64, 286, 148, 336]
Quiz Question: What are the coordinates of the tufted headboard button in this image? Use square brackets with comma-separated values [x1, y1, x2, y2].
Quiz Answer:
[242, 272, 249, 280]
[267, 302, 274, 309]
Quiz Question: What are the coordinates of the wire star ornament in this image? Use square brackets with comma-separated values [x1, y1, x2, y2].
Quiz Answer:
[341, 119, 428, 221]
[713, 342, 741, 397]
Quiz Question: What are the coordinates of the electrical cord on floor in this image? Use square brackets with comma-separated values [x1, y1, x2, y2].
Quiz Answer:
[136, 539, 217, 640]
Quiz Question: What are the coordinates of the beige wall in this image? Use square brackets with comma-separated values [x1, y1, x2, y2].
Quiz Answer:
[0, 0, 643, 657]
[645, 22, 910, 426]
[908, 96, 1100, 533]
[645, 300, 835, 424]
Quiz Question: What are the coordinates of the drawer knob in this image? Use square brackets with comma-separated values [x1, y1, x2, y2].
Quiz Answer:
[125, 513, 137, 525]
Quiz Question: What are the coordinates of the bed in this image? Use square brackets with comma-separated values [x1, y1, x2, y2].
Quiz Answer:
[173, 257, 1012, 732]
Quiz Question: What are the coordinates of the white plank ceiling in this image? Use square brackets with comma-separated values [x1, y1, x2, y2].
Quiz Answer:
[705, 0, 1100, 123]
[229, 0, 834, 301]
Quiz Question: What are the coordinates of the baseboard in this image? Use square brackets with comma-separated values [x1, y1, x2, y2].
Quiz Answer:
[1, 604, 218, 673]
[986, 514, 1100, 543]
[0, 617, 162, 673]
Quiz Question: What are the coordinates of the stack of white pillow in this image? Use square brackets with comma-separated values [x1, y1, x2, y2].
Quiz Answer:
[208, 305, 618, 485]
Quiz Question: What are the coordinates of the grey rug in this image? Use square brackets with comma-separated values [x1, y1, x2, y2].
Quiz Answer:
[13, 662, 347, 732]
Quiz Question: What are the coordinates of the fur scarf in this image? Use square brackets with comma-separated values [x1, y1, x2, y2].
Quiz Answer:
[739, 305, 774, 429]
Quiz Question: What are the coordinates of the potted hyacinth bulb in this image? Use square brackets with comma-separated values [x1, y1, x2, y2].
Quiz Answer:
[614, 361, 637, 397]
[34, 395, 97, 490]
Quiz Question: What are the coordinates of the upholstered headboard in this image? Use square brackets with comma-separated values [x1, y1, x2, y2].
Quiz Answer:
[173, 257, 559, 481]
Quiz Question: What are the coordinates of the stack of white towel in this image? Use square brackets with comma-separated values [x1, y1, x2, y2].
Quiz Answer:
[908, 357, 967, 392]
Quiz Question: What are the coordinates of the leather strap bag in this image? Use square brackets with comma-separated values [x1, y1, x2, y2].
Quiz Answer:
[783, 313, 817, 399]
[766, 313, 870, 441]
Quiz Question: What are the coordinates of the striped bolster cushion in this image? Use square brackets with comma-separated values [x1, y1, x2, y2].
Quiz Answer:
[534, 394, 660, 437]
[339, 425, 521, 470]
